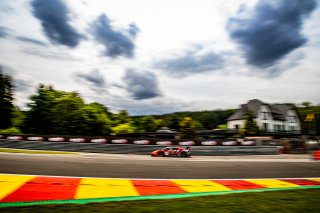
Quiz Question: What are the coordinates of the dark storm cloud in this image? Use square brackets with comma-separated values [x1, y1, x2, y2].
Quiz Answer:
[155, 47, 225, 77]
[31, 0, 83, 47]
[227, 0, 317, 68]
[123, 69, 162, 100]
[75, 69, 107, 94]
[91, 14, 138, 58]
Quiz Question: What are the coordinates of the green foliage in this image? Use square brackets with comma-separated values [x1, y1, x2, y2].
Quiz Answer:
[11, 106, 25, 129]
[23, 85, 112, 135]
[0, 127, 22, 135]
[111, 123, 135, 135]
[297, 105, 320, 135]
[154, 109, 235, 130]
[112, 110, 131, 125]
[133, 115, 157, 133]
[179, 117, 196, 139]
[0, 68, 14, 129]
[241, 111, 260, 136]
[217, 124, 228, 130]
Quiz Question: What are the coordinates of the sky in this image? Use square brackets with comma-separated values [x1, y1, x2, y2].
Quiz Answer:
[0, 0, 319, 115]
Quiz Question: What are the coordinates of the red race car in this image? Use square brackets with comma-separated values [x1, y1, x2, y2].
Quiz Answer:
[151, 146, 191, 157]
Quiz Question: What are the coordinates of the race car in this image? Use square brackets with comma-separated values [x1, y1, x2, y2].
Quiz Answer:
[151, 146, 191, 157]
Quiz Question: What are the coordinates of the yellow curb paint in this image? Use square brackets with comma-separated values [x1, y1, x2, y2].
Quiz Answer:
[75, 178, 139, 199]
[307, 178, 320, 183]
[246, 179, 300, 188]
[172, 180, 231, 193]
[0, 174, 35, 200]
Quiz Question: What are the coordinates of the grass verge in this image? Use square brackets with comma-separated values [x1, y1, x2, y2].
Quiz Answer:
[1, 188, 319, 213]
[0, 148, 78, 155]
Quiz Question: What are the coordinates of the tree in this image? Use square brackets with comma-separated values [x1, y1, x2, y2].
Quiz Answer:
[50, 91, 87, 135]
[23, 84, 61, 133]
[134, 115, 157, 133]
[0, 68, 14, 129]
[81, 103, 112, 135]
[11, 106, 25, 130]
[112, 110, 131, 125]
[178, 117, 196, 139]
[111, 123, 135, 135]
[301, 102, 311, 108]
[241, 111, 260, 136]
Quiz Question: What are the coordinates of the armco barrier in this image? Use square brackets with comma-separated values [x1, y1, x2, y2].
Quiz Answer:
[6, 136, 23, 140]
[179, 141, 195, 146]
[133, 140, 150, 145]
[48, 137, 64, 142]
[0, 140, 282, 155]
[201, 141, 218, 146]
[222, 141, 238, 146]
[69, 138, 86, 143]
[111, 139, 128, 144]
[27, 137, 43, 141]
[90, 139, 107, 143]
[156, 141, 172, 145]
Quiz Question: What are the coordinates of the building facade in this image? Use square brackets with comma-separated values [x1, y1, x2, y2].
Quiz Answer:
[227, 99, 301, 133]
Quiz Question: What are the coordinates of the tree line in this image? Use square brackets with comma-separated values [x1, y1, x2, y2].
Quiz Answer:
[1, 70, 319, 137]
[0, 70, 233, 137]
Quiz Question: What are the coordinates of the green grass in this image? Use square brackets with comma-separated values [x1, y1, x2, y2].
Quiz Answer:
[0, 148, 78, 155]
[1, 188, 319, 213]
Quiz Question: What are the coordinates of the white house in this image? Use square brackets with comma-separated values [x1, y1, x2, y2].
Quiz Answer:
[227, 99, 301, 133]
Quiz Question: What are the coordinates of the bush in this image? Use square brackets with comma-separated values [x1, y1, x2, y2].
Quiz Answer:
[0, 127, 22, 135]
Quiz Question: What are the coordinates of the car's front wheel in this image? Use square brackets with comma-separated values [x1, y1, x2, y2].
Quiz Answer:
[158, 152, 164, 157]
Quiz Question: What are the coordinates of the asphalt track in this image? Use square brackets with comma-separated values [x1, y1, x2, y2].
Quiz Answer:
[1, 152, 320, 179]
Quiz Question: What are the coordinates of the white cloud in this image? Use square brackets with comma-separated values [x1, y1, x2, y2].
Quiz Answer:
[0, 0, 319, 114]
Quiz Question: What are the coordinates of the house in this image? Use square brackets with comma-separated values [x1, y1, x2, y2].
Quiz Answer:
[227, 99, 301, 133]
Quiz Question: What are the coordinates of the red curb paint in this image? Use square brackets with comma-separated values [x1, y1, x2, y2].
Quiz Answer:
[1, 176, 81, 202]
[281, 179, 320, 186]
[132, 180, 187, 196]
[212, 180, 266, 190]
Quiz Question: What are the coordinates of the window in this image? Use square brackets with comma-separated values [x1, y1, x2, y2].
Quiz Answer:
[288, 116, 296, 123]
[263, 123, 268, 131]
[261, 112, 269, 120]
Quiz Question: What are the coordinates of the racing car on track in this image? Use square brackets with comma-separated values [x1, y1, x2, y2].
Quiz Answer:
[151, 146, 191, 157]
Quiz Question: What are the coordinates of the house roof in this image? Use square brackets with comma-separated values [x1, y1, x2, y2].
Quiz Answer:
[227, 99, 292, 121]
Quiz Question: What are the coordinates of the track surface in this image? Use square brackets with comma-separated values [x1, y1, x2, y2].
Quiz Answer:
[1, 153, 320, 179]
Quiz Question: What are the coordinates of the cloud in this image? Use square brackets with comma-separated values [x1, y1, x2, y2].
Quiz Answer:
[0, 64, 35, 93]
[155, 46, 225, 77]
[227, 0, 317, 68]
[128, 23, 140, 38]
[13, 76, 35, 92]
[23, 48, 77, 61]
[122, 69, 162, 100]
[75, 69, 107, 94]
[0, 26, 10, 38]
[31, 0, 83, 47]
[91, 14, 138, 58]
[15, 36, 47, 46]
